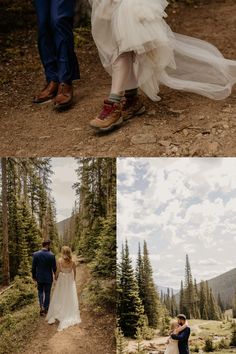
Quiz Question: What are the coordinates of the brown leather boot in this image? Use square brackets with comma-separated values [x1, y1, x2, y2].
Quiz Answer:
[90, 100, 123, 132]
[54, 83, 73, 110]
[33, 81, 58, 104]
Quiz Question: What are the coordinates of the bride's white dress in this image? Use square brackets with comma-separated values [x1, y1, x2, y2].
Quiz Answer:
[89, 0, 236, 101]
[46, 264, 81, 331]
[165, 338, 179, 354]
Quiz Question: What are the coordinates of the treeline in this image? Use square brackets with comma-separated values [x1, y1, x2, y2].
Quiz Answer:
[63, 158, 116, 310]
[0, 158, 59, 286]
[163, 255, 222, 321]
[117, 241, 165, 338]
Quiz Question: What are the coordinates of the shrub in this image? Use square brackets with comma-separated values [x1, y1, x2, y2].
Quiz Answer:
[204, 338, 214, 352]
[116, 326, 127, 354]
[86, 278, 116, 313]
[0, 303, 39, 354]
[0, 277, 36, 316]
[139, 325, 155, 340]
[230, 322, 236, 347]
[218, 338, 229, 349]
[190, 345, 199, 352]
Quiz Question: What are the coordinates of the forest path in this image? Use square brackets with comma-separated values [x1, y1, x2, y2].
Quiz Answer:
[22, 262, 114, 354]
[0, 0, 236, 157]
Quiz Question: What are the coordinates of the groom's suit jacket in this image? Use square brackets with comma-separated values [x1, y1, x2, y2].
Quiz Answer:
[32, 249, 57, 283]
[171, 327, 191, 354]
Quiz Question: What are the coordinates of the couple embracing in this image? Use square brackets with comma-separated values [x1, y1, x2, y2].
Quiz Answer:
[32, 240, 81, 331]
[165, 314, 191, 354]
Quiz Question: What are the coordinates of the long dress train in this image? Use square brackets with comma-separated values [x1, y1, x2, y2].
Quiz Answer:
[46, 264, 81, 331]
[89, 0, 236, 101]
[165, 338, 179, 354]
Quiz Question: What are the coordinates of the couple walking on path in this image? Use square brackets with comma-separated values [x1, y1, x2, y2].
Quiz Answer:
[33, 0, 236, 133]
[32, 240, 81, 331]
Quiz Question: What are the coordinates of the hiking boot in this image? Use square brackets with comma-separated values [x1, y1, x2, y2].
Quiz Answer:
[54, 83, 73, 110]
[90, 100, 123, 132]
[33, 81, 58, 104]
[122, 95, 145, 120]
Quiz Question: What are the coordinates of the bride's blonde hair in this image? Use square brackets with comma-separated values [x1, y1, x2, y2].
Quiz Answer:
[170, 320, 178, 332]
[61, 246, 72, 263]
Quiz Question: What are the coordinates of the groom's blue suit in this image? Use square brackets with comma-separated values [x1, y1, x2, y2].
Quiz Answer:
[34, 0, 80, 83]
[32, 249, 57, 311]
[171, 327, 191, 354]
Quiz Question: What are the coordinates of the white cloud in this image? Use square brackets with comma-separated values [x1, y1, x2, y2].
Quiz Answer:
[117, 158, 236, 288]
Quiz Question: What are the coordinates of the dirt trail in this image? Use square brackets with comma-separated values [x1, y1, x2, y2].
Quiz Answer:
[22, 263, 115, 354]
[0, 0, 236, 157]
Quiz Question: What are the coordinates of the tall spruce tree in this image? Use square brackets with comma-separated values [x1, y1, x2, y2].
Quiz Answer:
[141, 241, 161, 328]
[232, 292, 236, 318]
[118, 241, 144, 337]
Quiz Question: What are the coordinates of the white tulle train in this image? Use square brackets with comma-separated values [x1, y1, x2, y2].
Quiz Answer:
[46, 270, 81, 331]
[89, 0, 236, 101]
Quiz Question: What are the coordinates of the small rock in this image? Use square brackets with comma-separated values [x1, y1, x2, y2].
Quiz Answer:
[183, 129, 189, 136]
[159, 140, 171, 147]
[131, 133, 157, 145]
[208, 141, 220, 154]
[211, 128, 216, 134]
[222, 106, 231, 113]
[72, 127, 82, 131]
[168, 108, 185, 114]
[147, 109, 156, 116]
[223, 124, 229, 129]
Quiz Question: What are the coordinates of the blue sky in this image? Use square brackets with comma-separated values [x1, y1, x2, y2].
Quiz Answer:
[117, 158, 236, 290]
[50, 158, 78, 222]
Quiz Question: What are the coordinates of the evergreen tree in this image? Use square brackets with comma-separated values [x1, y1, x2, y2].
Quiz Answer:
[92, 212, 116, 278]
[232, 292, 236, 318]
[199, 281, 207, 319]
[118, 241, 144, 337]
[179, 280, 184, 314]
[116, 327, 127, 354]
[141, 241, 161, 328]
[183, 254, 195, 318]
[217, 293, 224, 312]
[136, 243, 144, 305]
[1, 158, 10, 285]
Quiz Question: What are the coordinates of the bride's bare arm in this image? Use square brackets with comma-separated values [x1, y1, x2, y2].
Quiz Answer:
[73, 261, 76, 281]
[55, 259, 61, 280]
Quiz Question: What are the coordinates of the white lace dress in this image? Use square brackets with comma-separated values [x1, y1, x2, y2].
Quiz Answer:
[165, 337, 179, 354]
[89, 0, 236, 101]
[46, 263, 81, 331]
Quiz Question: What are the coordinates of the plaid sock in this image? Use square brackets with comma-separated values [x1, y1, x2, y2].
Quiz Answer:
[125, 88, 138, 98]
[108, 93, 123, 104]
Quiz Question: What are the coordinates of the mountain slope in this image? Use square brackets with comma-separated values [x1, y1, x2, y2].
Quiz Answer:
[56, 217, 71, 238]
[174, 268, 236, 308]
[207, 268, 236, 308]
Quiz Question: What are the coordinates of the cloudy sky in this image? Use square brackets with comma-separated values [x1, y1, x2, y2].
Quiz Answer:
[117, 158, 236, 290]
[50, 158, 78, 222]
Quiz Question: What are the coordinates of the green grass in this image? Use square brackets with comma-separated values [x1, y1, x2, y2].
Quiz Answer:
[0, 302, 39, 354]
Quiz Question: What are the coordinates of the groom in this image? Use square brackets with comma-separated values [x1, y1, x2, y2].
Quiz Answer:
[32, 240, 57, 316]
[171, 314, 191, 354]
[33, 0, 80, 109]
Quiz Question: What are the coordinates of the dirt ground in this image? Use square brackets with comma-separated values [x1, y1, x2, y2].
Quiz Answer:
[0, 0, 236, 157]
[21, 263, 115, 354]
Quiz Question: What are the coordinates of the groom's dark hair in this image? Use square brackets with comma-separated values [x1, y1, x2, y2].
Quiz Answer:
[177, 314, 187, 320]
[42, 239, 51, 247]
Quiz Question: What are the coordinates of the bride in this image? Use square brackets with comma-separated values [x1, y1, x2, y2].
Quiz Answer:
[165, 320, 188, 354]
[46, 246, 81, 331]
[89, 0, 236, 132]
